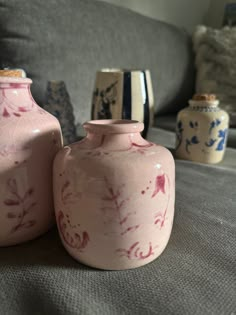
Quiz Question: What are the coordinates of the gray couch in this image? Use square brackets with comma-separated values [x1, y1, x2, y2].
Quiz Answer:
[0, 1, 235, 314]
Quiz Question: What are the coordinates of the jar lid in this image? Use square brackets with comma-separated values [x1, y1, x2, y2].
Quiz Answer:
[0, 69, 26, 78]
[189, 93, 219, 107]
[192, 94, 216, 101]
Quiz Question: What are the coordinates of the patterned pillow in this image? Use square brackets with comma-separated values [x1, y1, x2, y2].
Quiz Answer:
[193, 25, 236, 126]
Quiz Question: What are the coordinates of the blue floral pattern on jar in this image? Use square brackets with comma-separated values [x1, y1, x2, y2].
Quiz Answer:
[205, 119, 228, 151]
[185, 121, 199, 154]
[176, 120, 183, 150]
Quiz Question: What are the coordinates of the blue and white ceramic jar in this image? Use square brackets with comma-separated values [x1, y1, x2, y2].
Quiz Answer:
[175, 94, 229, 164]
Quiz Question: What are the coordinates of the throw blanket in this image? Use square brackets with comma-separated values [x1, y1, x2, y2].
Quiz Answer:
[193, 25, 236, 125]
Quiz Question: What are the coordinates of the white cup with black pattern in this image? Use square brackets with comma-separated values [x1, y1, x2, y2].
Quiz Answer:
[91, 69, 154, 138]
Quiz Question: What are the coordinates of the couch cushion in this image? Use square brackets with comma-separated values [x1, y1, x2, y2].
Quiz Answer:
[0, 0, 195, 126]
[193, 25, 236, 126]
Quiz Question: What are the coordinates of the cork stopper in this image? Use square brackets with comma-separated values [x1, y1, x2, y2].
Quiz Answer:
[0, 69, 25, 78]
[189, 93, 219, 108]
[192, 94, 216, 101]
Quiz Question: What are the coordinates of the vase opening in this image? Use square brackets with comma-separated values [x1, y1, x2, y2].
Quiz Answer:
[83, 119, 144, 134]
[100, 68, 147, 73]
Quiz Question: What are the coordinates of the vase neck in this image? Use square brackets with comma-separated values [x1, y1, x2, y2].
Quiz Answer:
[189, 100, 219, 108]
[0, 78, 37, 117]
[78, 120, 150, 151]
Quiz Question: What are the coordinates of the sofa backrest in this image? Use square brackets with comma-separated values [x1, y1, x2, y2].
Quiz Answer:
[0, 0, 195, 126]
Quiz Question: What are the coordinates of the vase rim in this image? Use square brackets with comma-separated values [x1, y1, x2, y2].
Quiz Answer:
[83, 119, 144, 134]
[0, 77, 32, 84]
[99, 68, 149, 73]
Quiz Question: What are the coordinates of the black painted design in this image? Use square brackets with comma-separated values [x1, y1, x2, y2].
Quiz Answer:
[122, 72, 132, 120]
[92, 81, 118, 119]
[142, 71, 150, 139]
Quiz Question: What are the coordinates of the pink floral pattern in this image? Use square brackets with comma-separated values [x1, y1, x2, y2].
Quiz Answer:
[152, 174, 171, 229]
[79, 135, 155, 156]
[57, 211, 89, 251]
[4, 178, 37, 233]
[116, 241, 155, 260]
[101, 177, 140, 236]
[0, 85, 36, 118]
[152, 174, 166, 197]
[130, 139, 155, 154]
[61, 180, 81, 205]
[57, 181, 89, 252]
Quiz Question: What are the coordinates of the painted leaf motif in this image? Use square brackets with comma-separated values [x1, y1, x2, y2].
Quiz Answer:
[205, 138, 217, 147]
[26, 202, 37, 213]
[22, 220, 36, 228]
[23, 188, 34, 200]
[7, 212, 17, 219]
[3, 107, 10, 117]
[18, 107, 28, 112]
[177, 121, 182, 129]
[218, 129, 226, 137]
[80, 232, 90, 249]
[191, 136, 199, 144]
[7, 179, 17, 194]
[189, 121, 194, 128]
[4, 199, 20, 206]
[216, 140, 224, 151]
[152, 174, 166, 198]
[210, 121, 215, 129]
[216, 119, 221, 126]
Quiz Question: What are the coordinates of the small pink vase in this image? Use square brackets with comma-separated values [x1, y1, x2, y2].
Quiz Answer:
[53, 119, 175, 270]
[0, 76, 63, 246]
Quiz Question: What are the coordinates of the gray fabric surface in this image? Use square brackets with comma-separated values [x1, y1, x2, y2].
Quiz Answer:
[0, 129, 236, 315]
[0, 0, 195, 126]
[154, 114, 236, 149]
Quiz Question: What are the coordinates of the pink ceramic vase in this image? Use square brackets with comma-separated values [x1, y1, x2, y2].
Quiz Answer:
[0, 76, 62, 246]
[53, 120, 175, 270]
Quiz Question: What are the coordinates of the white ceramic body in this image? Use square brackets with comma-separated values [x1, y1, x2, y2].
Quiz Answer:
[0, 77, 62, 246]
[175, 100, 229, 164]
[91, 69, 154, 138]
[53, 120, 175, 270]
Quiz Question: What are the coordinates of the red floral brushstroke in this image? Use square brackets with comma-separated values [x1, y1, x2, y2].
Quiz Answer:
[57, 210, 89, 251]
[3, 107, 10, 117]
[152, 174, 166, 198]
[61, 180, 81, 205]
[152, 174, 171, 229]
[129, 136, 155, 154]
[81, 134, 155, 155]
[102, 177, 140, 235]
[4, 178, 37, 233]
[116, 241, 155, 260]
[0, 88, 36, 118]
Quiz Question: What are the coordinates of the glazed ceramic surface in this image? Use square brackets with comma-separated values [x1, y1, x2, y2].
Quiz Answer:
[0, 76, 62, 246]
[53, 119, 175, 270]
[91, 69, 154, 138]
[175, 99, 229, 164]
